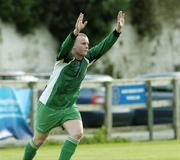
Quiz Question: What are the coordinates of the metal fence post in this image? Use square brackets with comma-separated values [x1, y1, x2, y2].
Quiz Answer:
[104, 81, 112, 139]
[29, 82, 38, 133]
[172, 79, 180, 139]
[146, 80, 153, 141]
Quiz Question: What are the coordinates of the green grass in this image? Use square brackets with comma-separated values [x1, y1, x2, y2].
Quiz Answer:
[0, 140, 180, 160]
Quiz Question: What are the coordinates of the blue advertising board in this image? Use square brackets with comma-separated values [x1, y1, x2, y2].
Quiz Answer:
[112, 84, 147, 105]
[0, 87, 33, 140]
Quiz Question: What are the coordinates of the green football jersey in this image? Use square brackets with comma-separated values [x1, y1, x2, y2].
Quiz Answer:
[39, 31, 120, 109]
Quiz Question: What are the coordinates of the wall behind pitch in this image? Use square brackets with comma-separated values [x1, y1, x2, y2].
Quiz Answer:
[0, 20, 58, 73]
[91, 1, 180, 78]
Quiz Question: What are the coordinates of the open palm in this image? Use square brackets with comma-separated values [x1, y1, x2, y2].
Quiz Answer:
[74, 13, 88, 35]
[116, 11, 125, 33]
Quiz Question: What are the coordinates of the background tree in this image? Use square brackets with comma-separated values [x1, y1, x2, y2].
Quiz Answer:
[0, 0, 128, 47]
[130, 0, 161, 38]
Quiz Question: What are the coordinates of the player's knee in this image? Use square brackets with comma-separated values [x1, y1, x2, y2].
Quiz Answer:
[33, 135, 46, 147]
[71, 130, 84, 140]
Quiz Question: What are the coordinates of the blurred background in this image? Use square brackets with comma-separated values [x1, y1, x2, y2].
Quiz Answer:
[0, 0, 180, 146]
[0, 0, 179, 77]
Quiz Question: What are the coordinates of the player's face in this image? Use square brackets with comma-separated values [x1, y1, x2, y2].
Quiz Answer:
[74, 36, 89, 56]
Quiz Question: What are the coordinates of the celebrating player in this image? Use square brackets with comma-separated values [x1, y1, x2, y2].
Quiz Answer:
[23, 11, 125, 160]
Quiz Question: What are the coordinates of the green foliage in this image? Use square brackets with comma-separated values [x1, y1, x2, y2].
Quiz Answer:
[129, 0, 161, 38]
[0, 0, 13, 22]
[45, 126, 129, 146]
[80, 126, 130, 144]
[0, 0, 38, 33]
[0, 0, 128, 45]
[5, 133, 129, 147]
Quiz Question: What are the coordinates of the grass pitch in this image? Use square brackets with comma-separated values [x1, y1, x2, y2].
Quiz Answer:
[0, 140, 180, 160]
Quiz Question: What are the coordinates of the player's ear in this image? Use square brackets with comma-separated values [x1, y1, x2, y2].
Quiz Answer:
[73, 39, 77, 48]
[72, 44, 76, 49]
[72, 45, 76, 54]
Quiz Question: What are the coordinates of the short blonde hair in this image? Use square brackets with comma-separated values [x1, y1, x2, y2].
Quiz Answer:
[78, 32, 88, 38]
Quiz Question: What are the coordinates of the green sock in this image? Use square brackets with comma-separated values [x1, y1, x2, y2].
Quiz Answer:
[59, 137, 79, 160]
[23, 140, 38, 160]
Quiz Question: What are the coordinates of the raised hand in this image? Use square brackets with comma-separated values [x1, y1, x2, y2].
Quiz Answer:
[115, 11, 125, 33]
[73, 13, 88, 36]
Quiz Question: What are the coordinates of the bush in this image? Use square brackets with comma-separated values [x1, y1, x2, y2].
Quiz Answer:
[130, 0, 161, 39]
[80, 126, 130, 144]
[0, 0, 129, 46]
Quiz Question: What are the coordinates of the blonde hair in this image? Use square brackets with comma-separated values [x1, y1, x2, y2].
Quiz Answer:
[78, 32, 88, 38]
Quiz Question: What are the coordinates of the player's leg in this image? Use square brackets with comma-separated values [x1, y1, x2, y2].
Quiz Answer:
[63, 119, 84, 140]
[23, 101, 54, 160]
[59, 119, 83, 160]
[23, 131, 48, 160]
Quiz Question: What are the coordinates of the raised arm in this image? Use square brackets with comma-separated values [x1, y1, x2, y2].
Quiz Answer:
[57, 13, 88, 61]
[86, 11, 125, 62]
[56, 33, 76, 61]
